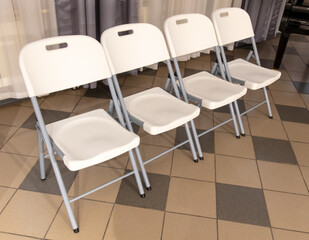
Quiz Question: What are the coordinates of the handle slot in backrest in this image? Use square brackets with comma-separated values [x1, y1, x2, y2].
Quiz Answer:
[176, 19, 188, 25]
[45, 42, 68, 51]
[118, 30, 133, 37]
[220, 12, 229, 17]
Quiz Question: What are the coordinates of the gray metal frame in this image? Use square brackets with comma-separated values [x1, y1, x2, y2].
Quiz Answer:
[33, 76, 146, 233]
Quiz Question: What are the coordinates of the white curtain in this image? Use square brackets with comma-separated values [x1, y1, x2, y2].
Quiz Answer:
[0, 0, 58, 101]
[138, 0, 242, 61]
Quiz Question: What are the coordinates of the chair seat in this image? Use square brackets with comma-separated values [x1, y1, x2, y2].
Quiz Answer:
[124, 87, 200, 135]
[228, 59, 281, 90]
[46, 109, 139, 171]
[183, 71, 247, 110]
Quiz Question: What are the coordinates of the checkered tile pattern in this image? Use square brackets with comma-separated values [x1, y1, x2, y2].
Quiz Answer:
[0, 34, 309, 239]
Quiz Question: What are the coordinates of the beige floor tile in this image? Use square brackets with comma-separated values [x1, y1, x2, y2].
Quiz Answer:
[215, 132, 255, 159]
[156, 64, 169, 78]
[278, 70, 292, 81]
[73, 97, 110, 114]
[123, 74, 154, 88]
[0, 187, 15, 212]
[166, 177, 216, 218]
[61, 87, 88, 96]
[139, 129, 176, 148]
[1, 128, 39, 157]
[46, 199, 113, 240]
[264, 190, 309, 232]
[171, 150, 215, 182]
[0, 105, 33, 127]
[301, 94, 309, 109]
[98, 152, 129, 169]
[0, 190, 62, 238]
[40, 93, 81, 112]
[248, 117, 288, 140]
[0, 232, 38, 240]
[269, 80, 297, 92]
[245, 100, 280, 120]
[68, 166, 124, 203]
[243, 89, 274, 103]
[300, 166, 309, 189]
[127, 144, 173, 175]
[120, 86, 145, 98]
[185, 59, 210, 71]
[0, 125, 18, 148]
[14, 97, 45, 108]
[283, 121, 309, 143]
[0, 152, 37, 188]
[214, 112, 250, 135]
[162, 212, 217, 240]
[271, 91, 305, 107]
[291, 142, 309, 166]
[273, 228, 309, 239]
[104, 204, 164, 240]
[218, 220, 273, 240]
[258, 161, 308, 195]
[153, 76, 168, 88]
[216, 155, 261, 188]
[193, 109, 214, 130]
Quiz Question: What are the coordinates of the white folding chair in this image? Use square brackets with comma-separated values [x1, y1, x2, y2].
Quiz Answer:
[164, 13, 247, 139]
[19, 35, 146, 233]
[212, 7, 281, 118]
[100, 23, 203, 185]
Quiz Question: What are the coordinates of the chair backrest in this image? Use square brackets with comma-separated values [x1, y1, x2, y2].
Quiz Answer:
[101, 23, 170, 75]
[164, 13, 218, 58]
[211, 7, 254, 46]
[19, 35, 111, 97]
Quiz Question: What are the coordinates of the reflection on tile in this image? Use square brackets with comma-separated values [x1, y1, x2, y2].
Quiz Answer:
[264, 190, 309, 232]
[20, 159, 77, 195]
[104, 204, 164, 240]
[116, 172, 170, 211]
[276, 105, 309, 124]
[171, 150, 215, 182]
[252, 136, 297, 164]
[258, 161, 308, 195]
[166, 177, 216, 218]
[216, 183, 270, 227]
[47, 199, 113, 240]
[218, 220, 272, 240]
[272, 228, 309, 240]
[162, 212, 217, 240]
[216, 155, 261, 188]
[0, 190, 62, 238]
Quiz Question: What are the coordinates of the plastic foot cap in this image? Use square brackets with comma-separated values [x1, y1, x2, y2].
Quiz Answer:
[146, 186, 152, 191]
[140, 193, 146, 198]
[41, 178, 46, 181]
[269, 116, 273, 119]
[236, 135, 240, 139]
[73, 228, 79, 233]
[199, 156, 204, 160]
[241, 133, 246, 137]
[194, 159, 199, 163]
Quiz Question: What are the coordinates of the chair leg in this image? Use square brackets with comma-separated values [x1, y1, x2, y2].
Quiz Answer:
[134, 147, 151, 190]
[184, 123, 198, 162]
[128, 150, 146, 197]
[263, 87, 273, 118]
[37, 130, 46, 181]
[233, 101, 245, 136]
[190, 120, 204, 160]
[228, 103, 240, 138]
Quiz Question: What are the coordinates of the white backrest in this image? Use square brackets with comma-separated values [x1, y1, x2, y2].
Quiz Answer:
[211, 7, 254, 46]
[19, 35, 111, 97]
[164, 13, 218, 58]
[101, 23, 170, 75]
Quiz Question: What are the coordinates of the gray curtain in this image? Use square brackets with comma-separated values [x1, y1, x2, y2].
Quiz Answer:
[54, 0, 139, 88]
[241, 0, 285, 43]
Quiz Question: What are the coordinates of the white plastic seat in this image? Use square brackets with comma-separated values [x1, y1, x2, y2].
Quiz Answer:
[19, 35, 146, 233]
[164, 13, 247, 138]
[212, 7, 281, 118]
[101, 22, 203, 166]
[228, 59, 280, 90]
[124, 87, 200, 135]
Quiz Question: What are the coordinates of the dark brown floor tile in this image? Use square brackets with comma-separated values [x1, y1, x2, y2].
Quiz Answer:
[276, 104, 309, 124]
[84, 81, 112, 99]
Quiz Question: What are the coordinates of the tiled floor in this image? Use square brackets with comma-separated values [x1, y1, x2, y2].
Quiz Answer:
[0, 34, 309, 239]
